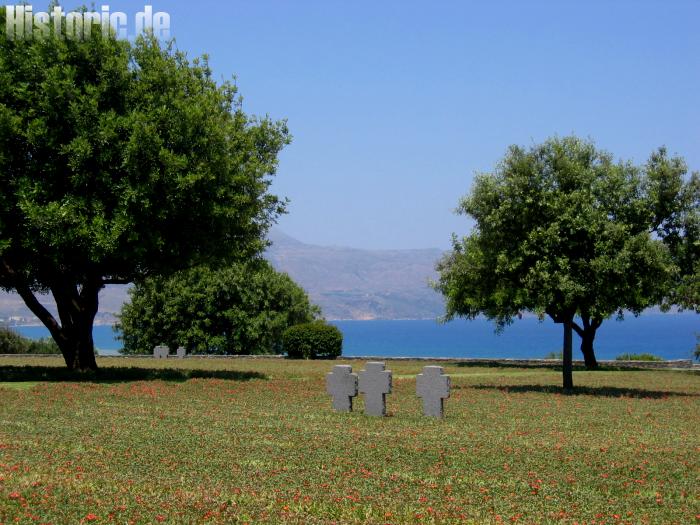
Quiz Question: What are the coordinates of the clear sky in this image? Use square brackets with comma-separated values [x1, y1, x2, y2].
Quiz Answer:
[63, 1, 700, 249]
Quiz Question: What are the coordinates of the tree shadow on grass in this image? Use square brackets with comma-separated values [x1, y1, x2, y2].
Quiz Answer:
[453, 361, 592, 371]
[0, 365, 266, 384]
[469, 384, 697, 398]
[453, 361, 694, 372]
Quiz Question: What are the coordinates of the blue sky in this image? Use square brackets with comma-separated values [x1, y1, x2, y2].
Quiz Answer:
[62, 1, 700, 249]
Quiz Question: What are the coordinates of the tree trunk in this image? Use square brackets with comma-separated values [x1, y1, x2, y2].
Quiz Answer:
[55, 312, 98, 371]
[580, 329, 599, 370]
[562, 319, 574, 391]
[51, 280, 101, 371]
[572, 315, 601, 370]
[0, 260, 102, 371]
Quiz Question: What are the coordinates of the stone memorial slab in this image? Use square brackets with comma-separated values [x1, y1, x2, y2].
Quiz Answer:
[358, 362, 392, 416]
[176, 346, 186, 358]
[326, 365, 358, 412]
[153, 345, 169, 359]
[416, 366, 450, 418]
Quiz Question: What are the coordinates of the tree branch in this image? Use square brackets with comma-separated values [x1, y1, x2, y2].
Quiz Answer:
[581, 315, 590, 330]
[0, 258, 66, 344]
[51, 285, 75, 335]
[546, 309, 575, 324]
[571, 320, 585, 338]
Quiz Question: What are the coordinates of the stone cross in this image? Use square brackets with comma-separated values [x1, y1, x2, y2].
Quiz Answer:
[416, 366, 451, 418]
[153, 345, 169, 359]
[176, 346, 186, 358]
[358, 362, 392, 416]
[326, 365, 358, 412]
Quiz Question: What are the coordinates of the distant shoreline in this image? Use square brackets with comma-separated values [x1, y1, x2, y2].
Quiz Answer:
[4, 321, 117, 328]
[3, 310, 696, 328]
[12, 317, 698, 361]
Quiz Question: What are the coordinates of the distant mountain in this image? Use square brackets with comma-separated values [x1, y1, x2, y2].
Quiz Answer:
[265, 229, 446, 320]
[0, 231, 447, 323]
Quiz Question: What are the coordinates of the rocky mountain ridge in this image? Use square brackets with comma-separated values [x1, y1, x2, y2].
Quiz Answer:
[0, 230, 446, 322]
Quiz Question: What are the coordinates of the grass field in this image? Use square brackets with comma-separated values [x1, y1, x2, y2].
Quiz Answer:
[0, 357, 697, 524]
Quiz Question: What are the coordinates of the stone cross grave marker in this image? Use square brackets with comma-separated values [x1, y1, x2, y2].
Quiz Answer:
[358, 362, 392, 416]
[416, 366, 451, 418]
[153, 345, 169, 359]
[176, 346, 186, 358]
[326, 365, 358, 412]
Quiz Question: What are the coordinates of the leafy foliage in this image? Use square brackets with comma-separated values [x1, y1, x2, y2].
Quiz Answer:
[615, 353, 664, 362]
[0, 327, 59, 354]
[0, 13, 289, 369]
[648, 150, 700, 312]
[282, 321, 343, 359]
[118, 261, 319, 355]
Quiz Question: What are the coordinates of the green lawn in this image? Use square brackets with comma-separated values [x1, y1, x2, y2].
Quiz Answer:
[0, 357, 697, 524]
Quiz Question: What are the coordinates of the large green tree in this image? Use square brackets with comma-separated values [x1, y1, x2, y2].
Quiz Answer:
[435, 136, 681, 390]
[649, 152, 700, 361]
[117, 261, 319, 355]
[650, 150, 700, 312]
[0, 15, 288, 369]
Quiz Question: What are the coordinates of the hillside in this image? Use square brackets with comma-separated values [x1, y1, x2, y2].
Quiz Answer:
[0, 230, 446, 322]
[265, 230, 445, 320]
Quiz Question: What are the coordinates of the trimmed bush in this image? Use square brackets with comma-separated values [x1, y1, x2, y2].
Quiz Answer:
[282, 322, 342, 359]
[615, 353, 664, 362]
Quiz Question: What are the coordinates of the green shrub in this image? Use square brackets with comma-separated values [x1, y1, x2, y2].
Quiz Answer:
[0, 327, 27, 353]
[282, 322, 342, 359]
[543, 351, 563, 359]
[26, 337, 60, 354]
[0, 327, 59, 354]
[615, 353, 664, 362]
[118, 262, 319, 355]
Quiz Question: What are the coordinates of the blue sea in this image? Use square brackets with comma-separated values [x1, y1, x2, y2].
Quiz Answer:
[14, 313, 699, 360]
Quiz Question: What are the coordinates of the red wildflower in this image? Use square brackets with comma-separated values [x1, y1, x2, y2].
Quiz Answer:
[85, 513, 99, 522]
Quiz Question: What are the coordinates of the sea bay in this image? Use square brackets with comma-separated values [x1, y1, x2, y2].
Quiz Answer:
[14, 312, 698, 360]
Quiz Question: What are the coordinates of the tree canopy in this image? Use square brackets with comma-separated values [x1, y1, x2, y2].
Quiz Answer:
[435, 136, 689, 389]
[0, 15, 288, 369]
[650, 151, 700, 313]
[118, 261, 319, 355]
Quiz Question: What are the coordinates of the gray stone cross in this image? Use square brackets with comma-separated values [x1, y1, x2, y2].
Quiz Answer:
[176, 346, 186, 358]
[416, 366, 451, 418]
[358, 362, 392, 416]
[326, 365, 358, 412]
[153, 345, 169, 359]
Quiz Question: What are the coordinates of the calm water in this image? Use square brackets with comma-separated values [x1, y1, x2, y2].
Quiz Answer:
[15, 313, 698, 360]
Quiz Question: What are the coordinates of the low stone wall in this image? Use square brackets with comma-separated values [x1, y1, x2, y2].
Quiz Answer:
[339, 356, 694, 369]
[0, 354, 693, 369]
[0, 354, 287, 359]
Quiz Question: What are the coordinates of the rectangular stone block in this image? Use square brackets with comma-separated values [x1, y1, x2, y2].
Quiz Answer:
[153, 345, 169, 359]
